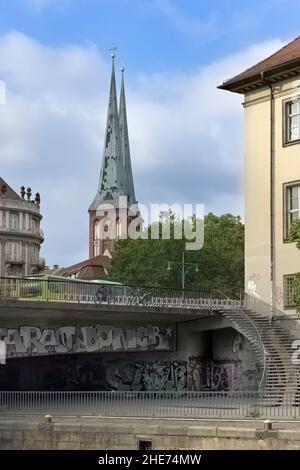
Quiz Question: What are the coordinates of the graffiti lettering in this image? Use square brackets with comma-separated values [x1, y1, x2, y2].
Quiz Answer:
[0, 325, 175, 358]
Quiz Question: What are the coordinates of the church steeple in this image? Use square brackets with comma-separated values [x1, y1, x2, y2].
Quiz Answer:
[119, 66, 136, 206]
[88, 53, 140, 259]
[89, 53, 124, 210]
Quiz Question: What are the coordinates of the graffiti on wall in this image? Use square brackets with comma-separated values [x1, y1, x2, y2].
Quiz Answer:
[105, 359, 187, 391]
[0, 352, 261, 392]
[0, 325, 175, 358]
[247, 273, 261, 298]
[187, 356, 261, 392]
[232, 334, 243, 355]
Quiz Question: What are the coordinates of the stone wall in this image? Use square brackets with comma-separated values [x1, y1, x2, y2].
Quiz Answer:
[0, 417, 300, 450]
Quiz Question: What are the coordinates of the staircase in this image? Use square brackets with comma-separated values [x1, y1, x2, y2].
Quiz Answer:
[220, 292, 300, 402]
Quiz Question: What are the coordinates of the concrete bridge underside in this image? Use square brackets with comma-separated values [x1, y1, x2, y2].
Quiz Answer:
[0, 300, 260, 393]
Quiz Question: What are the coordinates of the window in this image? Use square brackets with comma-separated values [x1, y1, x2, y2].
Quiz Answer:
[32, 245, 39, 263]
[5, 241, 19, 261]
[283, 274, 297, 309]
[9, 212, 18, 230]
[284, 183, 300, 239]
[285, 98, 300, 144]
[31, 217, 38, 233]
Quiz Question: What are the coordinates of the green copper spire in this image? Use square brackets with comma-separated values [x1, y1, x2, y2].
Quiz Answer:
[119, 66, 136, 206]
[89, 53, 124, 210]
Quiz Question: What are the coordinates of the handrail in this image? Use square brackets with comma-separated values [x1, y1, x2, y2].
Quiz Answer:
[243, 292, 287, 319]
[215, 289, 267, 390]
[0, 277, 242, 311]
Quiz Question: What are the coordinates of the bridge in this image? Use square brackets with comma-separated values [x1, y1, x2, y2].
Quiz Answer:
[0, 277, 300, 415]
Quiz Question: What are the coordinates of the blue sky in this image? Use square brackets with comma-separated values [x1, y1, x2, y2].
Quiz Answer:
[0, 0, 299, 72]
[0, 0, 299, 266]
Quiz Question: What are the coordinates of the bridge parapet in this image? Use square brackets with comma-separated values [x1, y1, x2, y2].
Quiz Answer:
[0, 277, 242, 311]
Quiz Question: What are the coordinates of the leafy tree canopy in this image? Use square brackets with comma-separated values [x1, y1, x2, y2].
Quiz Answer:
[109, 212, 244, 297]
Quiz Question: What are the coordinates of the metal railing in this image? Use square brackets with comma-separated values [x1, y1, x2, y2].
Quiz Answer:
[216, 290, 267, 390]
[242, 293, 285, 319]
[0, 391, 299, 419]
[241, 293, 300, 397]
[0, 277, 242, 311]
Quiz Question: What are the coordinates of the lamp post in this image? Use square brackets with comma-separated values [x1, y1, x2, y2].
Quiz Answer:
[167, 251, 199, 290]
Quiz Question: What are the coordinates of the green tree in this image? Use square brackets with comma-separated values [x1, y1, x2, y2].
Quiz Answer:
[289, 220, 300, 310]
[109, 213, 244, 297]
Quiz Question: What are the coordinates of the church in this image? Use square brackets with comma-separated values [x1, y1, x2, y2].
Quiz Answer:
[49, 53, 140, 280]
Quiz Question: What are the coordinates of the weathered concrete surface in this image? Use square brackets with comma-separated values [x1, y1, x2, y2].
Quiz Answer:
[0, 298, 218, 323]
[0, 415, 300, 450]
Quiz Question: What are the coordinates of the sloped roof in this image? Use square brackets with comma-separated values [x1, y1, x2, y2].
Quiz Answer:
[219, 36, 300, 92]
[63, 255, 109, 272]
[61, 255, 110, 277]
[40, 256, 110, 281]
[0, 177, 22, 200]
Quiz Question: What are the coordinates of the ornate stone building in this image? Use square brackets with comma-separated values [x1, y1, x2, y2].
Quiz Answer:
[89, 55, 140, 258]
[0, 178, 44, 277]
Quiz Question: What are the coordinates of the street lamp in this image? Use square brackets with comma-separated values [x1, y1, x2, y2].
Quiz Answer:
[167, 251, 199, 289]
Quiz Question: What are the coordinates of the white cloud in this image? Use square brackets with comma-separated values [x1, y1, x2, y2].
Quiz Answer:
[0, 31, 283, 266]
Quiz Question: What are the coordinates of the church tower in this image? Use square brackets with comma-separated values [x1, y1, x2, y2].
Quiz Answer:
[88, 53, 138, 258]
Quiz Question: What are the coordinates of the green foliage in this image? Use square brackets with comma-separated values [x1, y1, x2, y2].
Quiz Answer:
[289, 220, 300, 311]
[109, 213, 244, 296]
[289, 219, 300, 249]
[292, 274, 300, 310]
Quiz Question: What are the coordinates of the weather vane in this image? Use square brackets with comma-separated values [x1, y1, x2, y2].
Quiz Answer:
[109, 44, 118, 59]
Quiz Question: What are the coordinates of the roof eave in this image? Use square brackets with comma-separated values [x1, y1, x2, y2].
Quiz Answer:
[218, 58, 300, 94]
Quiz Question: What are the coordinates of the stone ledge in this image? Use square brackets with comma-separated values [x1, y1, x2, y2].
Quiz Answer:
[255, 430, 278, 439]
[217, 427, 257, 439]
[278, 430, 300, 441]
[188, 426, 217, 437]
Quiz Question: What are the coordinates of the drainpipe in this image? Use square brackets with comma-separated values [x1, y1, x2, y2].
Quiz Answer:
[260, 72, 276, 320]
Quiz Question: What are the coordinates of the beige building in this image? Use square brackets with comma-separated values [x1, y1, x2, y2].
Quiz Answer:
[219, 36, 300, 313]
[0, 177, 44, 277]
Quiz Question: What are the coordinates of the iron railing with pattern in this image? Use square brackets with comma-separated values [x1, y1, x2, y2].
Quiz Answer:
[0, 391, 299, 419]
[0, 277, 242, 311]
[241, 294, 300, 399]
[216, 290, 266, 390]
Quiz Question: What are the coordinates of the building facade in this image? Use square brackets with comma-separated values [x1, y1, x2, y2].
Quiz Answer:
[219, 36, 300, 313]
[0, 178, 44, 277]
[89, 55, 139, 259]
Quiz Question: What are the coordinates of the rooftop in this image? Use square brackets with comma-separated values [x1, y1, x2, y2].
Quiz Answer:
[0, 177, 22, 201]
[219, 36, 300, 93]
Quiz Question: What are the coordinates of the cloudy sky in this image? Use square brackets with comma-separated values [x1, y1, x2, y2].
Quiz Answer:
[0, 0, 299, 266]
